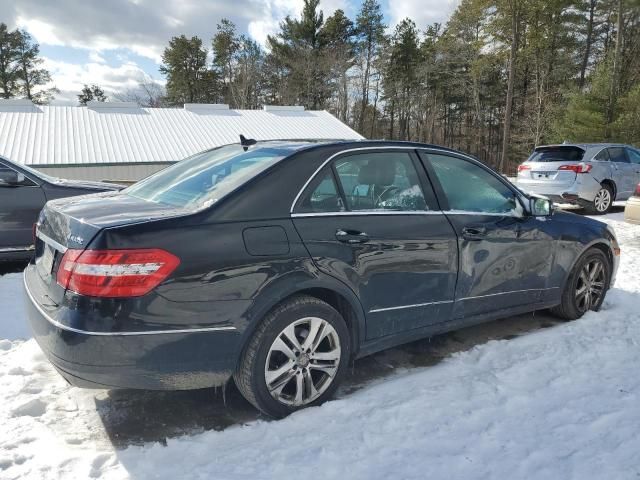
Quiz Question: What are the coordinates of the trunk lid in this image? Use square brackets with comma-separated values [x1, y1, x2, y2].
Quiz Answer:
[516, 145, 585, 189]
[33, 191, 185, 300]
[517, 160, 578, 186]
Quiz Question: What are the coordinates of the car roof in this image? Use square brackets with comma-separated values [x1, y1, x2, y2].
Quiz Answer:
[248, 138, 475, 158]
[534, 143, 631, 151]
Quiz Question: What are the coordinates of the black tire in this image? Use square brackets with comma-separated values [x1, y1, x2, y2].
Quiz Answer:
[234, 295, 351, 418]
[550, 248, 611, 320]
[585, 184, 613, 215]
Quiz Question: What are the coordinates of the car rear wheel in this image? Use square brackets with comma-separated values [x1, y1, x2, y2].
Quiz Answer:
[587, 185, 613, 215]
[234, 295, 350, 418]
[550, 248, 611, 320]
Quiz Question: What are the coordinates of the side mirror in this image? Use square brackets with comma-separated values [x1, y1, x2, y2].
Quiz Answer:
[530, 195, 553, 216]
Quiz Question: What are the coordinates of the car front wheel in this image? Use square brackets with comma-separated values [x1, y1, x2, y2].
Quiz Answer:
[234, 295, 350, 418]
[551, 248, 611, 320]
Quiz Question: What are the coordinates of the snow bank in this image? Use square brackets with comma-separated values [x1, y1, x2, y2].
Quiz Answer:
[0, 272, 30, 341]
[1, 215, 639, 479]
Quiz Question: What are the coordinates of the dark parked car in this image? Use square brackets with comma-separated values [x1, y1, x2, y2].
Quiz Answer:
[24, 140, 620, 417]
[0, 155, 121, 262]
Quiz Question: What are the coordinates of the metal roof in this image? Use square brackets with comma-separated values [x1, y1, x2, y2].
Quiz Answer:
[0, 101, 363, 166]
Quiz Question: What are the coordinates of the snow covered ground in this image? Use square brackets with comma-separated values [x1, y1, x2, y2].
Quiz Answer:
[1, 212, 639, 479]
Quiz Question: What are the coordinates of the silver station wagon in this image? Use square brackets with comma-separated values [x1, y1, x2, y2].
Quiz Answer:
[516, 143, 640, 214]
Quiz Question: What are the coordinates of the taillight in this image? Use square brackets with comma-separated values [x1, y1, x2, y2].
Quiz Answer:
[57, 248, 180, 298]
[634, 183, 640, 197]
[558, 164, 592, 174]
[518, 164, 531, 172]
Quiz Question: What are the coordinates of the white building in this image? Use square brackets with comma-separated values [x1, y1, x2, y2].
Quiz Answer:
[0, 99, 363, 182]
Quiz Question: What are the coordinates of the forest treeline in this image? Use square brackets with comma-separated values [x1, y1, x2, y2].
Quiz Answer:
[1, 1, 639, 172]
[157, 0, 639, 172]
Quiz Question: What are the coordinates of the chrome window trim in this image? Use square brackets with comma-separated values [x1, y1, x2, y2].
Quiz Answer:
[368, 287, 559, 313]
[458, 287, 559, 302]
[0, 245, 34, 253]
[291, 210, 522, 219]
[289, 145, 477, 215]
[445, 209, 523, 218]
[369, 300, 453, 314]
[23, 273, 237, 336]
[36, 230, 68, 253]
[292, 210, 444, 218]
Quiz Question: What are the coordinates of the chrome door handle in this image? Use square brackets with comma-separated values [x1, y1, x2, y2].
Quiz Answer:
[335, 229, 369, 244]
[462, 226, 487, 240]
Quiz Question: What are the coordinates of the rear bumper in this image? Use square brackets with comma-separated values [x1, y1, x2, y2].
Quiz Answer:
[23, 266, 244, 390]
[516, 175, 601, 203]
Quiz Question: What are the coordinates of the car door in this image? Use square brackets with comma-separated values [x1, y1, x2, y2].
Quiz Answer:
[0, 162, 46, 251]
[608, 147, 635, 199]
[625, 148, 640, 190]
[419, 150, 556, 319]
[292, 149, 458, 340]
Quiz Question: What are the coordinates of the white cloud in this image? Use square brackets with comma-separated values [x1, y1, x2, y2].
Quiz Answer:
[387, 0, 459, 30]
[88, 51, 106, 64]
[42, 57, 157, 104]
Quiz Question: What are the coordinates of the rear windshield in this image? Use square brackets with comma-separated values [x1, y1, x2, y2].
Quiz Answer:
[527, 147, 585, 163]
[125, 144, 289, 209]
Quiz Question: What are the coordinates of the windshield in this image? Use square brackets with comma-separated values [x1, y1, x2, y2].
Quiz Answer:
[125, 144, 290, 209]
[527, 147, 585, 163]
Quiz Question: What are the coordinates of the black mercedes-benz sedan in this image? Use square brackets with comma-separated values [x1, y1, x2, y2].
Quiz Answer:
[0, 155, 121, 262]
[24, 139, 620, 417]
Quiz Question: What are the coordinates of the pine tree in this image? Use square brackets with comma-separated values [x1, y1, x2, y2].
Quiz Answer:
[14, 29, 58, 104]
[160, 35, 218, 105]
[320, 10, 356, 121]
[267, 0, 331, 109]
[78, 84, 107, 105]
[0, 23, 20, 99]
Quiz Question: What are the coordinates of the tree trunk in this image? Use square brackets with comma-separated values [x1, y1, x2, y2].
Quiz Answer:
[579, 0, 597, 89]
[358, 40, 373, 133]
[500, 1, 519, 174]
[606, 0, 624, 138]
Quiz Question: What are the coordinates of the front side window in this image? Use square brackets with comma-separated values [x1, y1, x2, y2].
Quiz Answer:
[333, 152, 428, 211]
[126, 144, 290, 210]
[427, 154, 521, 215]
[608, 147, 629, 163]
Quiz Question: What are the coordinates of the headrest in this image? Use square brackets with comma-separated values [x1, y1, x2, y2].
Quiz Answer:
[357, 160, 396, 186]
[358, 163, 377, 184]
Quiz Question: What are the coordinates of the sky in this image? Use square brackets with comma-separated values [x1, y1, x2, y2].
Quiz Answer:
[0, 0, 459, 105]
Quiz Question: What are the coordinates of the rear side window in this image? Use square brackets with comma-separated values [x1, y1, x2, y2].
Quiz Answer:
[294, 151, 437, 213]
[593, 149, 610, 161]
[334, 152, 429, 211]
[296, 169, 343, 213]
[608, 147, 629, 163]
[527, 147, 584, 163]
[427, 154, 521, 215]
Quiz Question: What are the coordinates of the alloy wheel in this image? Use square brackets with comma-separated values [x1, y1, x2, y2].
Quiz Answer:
[575, 258, 606, 313]
[594, 188, 611, 213]
[264, 317, 341, 407]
